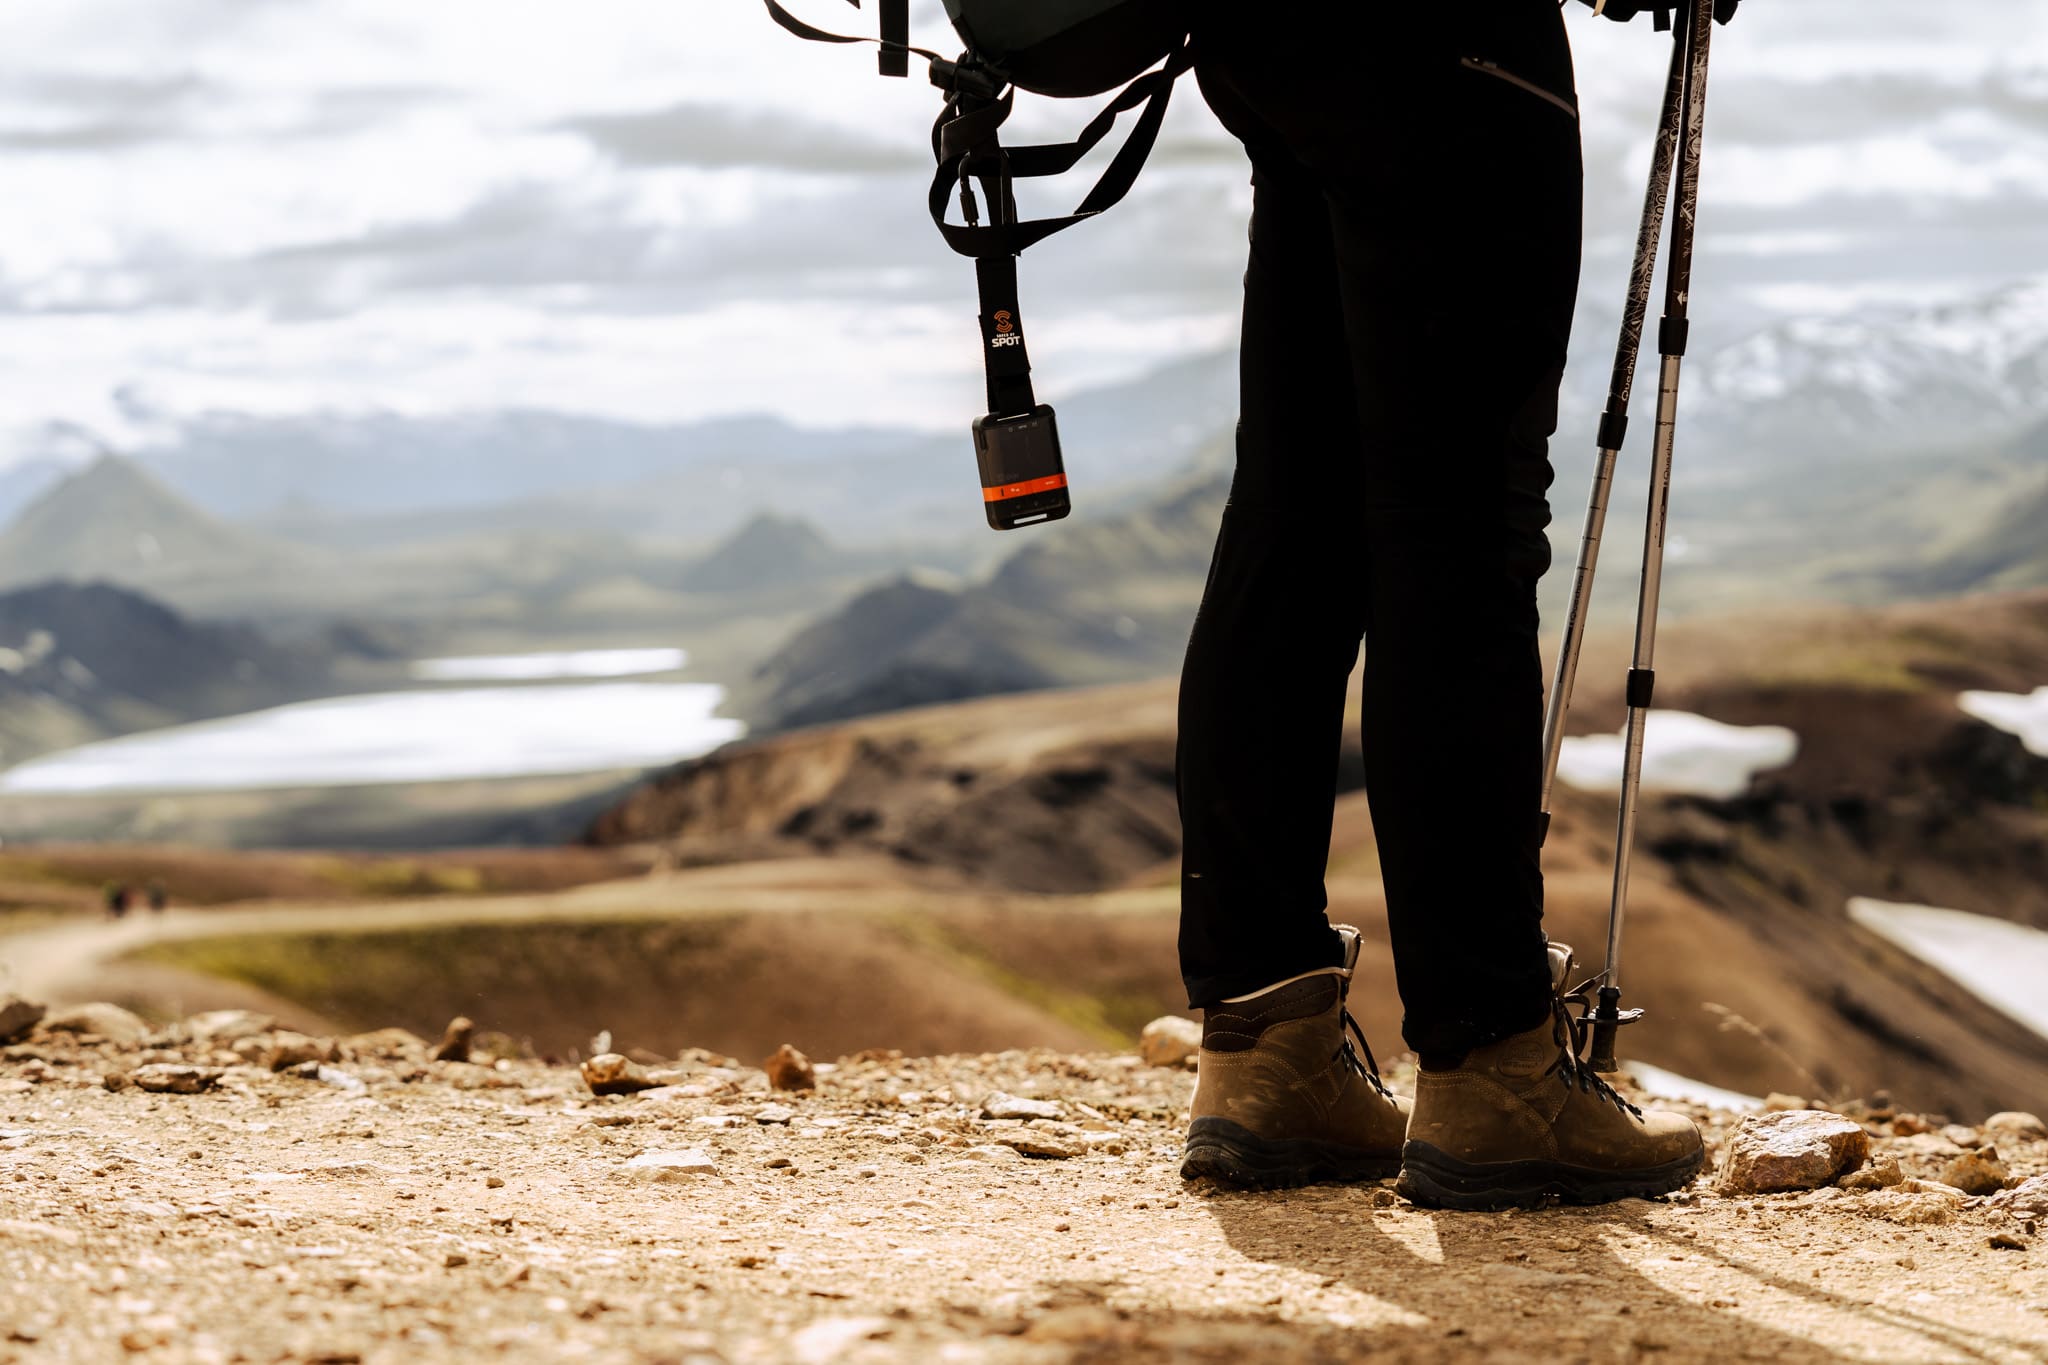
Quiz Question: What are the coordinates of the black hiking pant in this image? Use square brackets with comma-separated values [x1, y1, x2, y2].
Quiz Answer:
[1177, 1, 1581, 1061]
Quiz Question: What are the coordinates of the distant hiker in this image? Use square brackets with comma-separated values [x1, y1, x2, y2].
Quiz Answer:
[103, 882, 130, 921]
[147, 881, 168, 915]
[1176, 0, 1734, 1207]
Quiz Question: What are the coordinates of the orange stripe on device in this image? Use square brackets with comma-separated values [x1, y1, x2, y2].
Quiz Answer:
[982, 473, 1069, 503]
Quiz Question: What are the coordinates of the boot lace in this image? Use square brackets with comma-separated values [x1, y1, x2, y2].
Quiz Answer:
[1338, 1007, 1394, 1099]
[1548, 979, 1643, 1118]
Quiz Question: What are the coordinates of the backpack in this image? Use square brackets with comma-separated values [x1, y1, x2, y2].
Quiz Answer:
[764, 0, 1195, 528]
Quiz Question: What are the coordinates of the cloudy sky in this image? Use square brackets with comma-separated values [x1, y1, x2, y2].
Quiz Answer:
[0, 0, 2042, 463]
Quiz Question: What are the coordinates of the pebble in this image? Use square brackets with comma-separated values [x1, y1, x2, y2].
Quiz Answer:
[1888, 1113, 1932, 1136]
[130, 1064, 222, 1095]
[691, 1115, 744, 1129]
[624, 1149, 719, 1182]
[1137, 1016, 1202, 1068]
[1984, 1112, 2048, 1144]
[981, 1092, 1063, 1122]
[1990, 1232, 2029, 1251]
[41, 1002, 148, 1047]
[1717, 1110, 1869, 1194]
[1937, 1148, 2009, 1196]
[1940, 1124, 1984, 1150]
[763, 1044, 817, 1092]
[957, 1145, 1026, 1163]
[0, 995, 47, 1046]
[1762, 1093, 1810, 1112]
[754, 1104, 796, 1126]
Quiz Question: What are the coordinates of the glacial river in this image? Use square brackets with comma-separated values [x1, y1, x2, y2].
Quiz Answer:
[0, 649, 743, 794]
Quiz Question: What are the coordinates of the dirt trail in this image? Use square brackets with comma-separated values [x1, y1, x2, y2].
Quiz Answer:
[0, 857, 1035, 1006]
[2, 1019, 2045, 1364]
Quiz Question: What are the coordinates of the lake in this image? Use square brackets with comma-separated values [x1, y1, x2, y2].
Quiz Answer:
[0, 648, 743, 794]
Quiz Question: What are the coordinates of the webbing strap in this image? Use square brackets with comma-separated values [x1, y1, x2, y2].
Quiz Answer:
[975, 253, 1036, 417]
[926, 40, 1195, 260]
[760, 0, 936, 73]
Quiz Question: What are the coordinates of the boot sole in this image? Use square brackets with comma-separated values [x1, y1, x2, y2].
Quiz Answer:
[1180, 1117, 1402, 1191]
[1396, 1139, 1705, 1211]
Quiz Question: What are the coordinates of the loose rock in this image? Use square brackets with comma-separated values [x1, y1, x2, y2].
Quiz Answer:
[1989, 1174, 2048, 1223]
[763, 1043, 816, 1092]
[1763, 1093, 1810, 1113]
[1984, 1112, 2047, 1144]
[1940, 1124, 1983, 1150]
[0, 995, 46, 1045]
[429, 1017, 474, 1064]
[1862, 1186, 1964, 1226]
[982, 1092, 1063, 1122]
[624, 1149, 718, 1182]
[268, 1032, 335, 1070]
[995, 1128, 1082, 1159]
[131, 1065, 222, 1095]
[1138, 1016, 1202, 1069]
[754, 1104, 796, 1126]
[581, 1053, 660, 1096]
[186, 1010, 275, 1045]
[1718, 1110, 1869, 1194]
[1938, 1148, 2010, 1197]
[41, 1002, 147, 1047]
[1838, 1156, 1904, 1191]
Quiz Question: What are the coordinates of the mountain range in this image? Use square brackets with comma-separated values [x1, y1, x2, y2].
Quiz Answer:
[0, 579, 376, 769]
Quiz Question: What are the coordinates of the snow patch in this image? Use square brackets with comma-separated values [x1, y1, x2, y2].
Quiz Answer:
[1625, 1062, 1764, 1114]
[1846, 898, 2048, 1042]
[1556, 711, 1798, 800]
[1958, 686, 2048, 757]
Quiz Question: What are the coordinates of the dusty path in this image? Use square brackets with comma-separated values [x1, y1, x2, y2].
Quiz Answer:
[3, 857, 1150, 1007]
[2, 1016, 2045, 1364]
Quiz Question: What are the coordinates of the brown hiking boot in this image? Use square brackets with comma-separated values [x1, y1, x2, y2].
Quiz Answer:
[1180, 926, 1411, 1190]
[1397, 943, 1704, 1210]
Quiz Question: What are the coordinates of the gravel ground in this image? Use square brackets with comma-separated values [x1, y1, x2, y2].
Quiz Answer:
[2, 1010, 2046, 1364]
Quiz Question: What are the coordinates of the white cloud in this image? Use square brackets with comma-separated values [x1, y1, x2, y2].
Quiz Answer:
[0, 0, 2038, 457]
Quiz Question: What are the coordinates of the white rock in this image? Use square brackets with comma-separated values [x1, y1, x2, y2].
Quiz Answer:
[1138, 1016, 1202, 1068]
[981, 1092, 1062, 1121]
[1984, 1112, 2047, 1144]
[624, 1149, 718, 1182]
[754, 1104, 797, 1125]
[186, 1010, 276, 1045]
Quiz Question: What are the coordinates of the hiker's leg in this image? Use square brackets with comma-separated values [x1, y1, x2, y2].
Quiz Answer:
[1325, 5, 1584, 1060]
[1175, 100, 1367, 1007]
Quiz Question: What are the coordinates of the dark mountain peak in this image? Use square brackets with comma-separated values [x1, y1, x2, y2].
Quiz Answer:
[680, 511, 847, 594]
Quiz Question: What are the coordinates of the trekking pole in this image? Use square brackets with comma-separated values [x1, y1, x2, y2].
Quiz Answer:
[1588, 0, 1716, 1073]
[1536, 24, 1689, 846]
